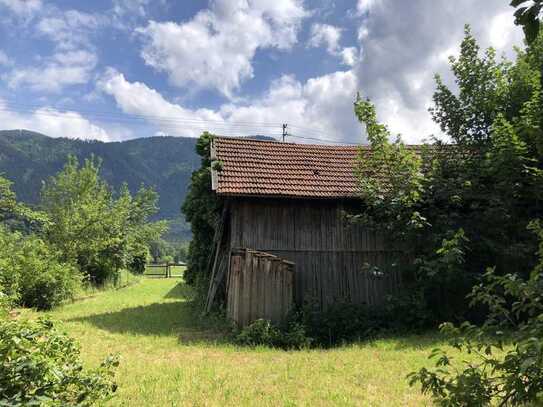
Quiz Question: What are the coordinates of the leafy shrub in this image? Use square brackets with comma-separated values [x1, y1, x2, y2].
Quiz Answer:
[0, 226, 80, 310]
[301, 302, 388, 346]
[413, 229, 474, 323]
[0, 226, 20, 303]
[300, 291, 434, 347]
[0, 318, 118, 406]
[128, 246, 148, 275]
[234, 318, 312, 349]
[383, 289, 434, 331]
[0, 286, 10, 318]
[408, 220, 543, 406]
[234, 319, 280, 346]
[18, 261, 80, 310]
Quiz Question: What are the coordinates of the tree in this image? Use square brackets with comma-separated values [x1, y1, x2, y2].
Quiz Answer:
[41, 156, 166, 285]
[395, 22, 543, 407]
[181, 132, 222, 296]
[354, 95, 425, 237]
[356, 25, 543, 321]
[0, 175, 48, 231]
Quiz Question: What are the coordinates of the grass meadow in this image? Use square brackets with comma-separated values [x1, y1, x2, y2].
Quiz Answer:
[21, 278, 462, 406]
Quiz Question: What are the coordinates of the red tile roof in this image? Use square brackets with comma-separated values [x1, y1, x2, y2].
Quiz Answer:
[211, 136, 362, 199]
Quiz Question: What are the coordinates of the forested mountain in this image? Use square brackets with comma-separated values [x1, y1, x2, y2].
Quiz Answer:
[0, 130, 200, 241]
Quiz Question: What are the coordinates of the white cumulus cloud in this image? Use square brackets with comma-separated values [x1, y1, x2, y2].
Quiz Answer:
[5, 50, 97, 93]
[0, 0, 42, 17]
[98, 67, 362, 142]
[0, 98, 111, 141]
[136, 0, 308, 97]
[308, 23, 342, 53]
[36, 9, 104, 50]
[308, 23, 359, 66]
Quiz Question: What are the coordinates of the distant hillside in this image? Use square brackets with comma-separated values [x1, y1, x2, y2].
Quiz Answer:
[0, 130, 201, 241]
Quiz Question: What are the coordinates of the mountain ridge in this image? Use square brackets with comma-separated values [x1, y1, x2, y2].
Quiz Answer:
[0, 130, 201, 241]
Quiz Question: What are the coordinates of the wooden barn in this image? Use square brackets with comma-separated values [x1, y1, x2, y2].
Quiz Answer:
[206, 136, 402, 326]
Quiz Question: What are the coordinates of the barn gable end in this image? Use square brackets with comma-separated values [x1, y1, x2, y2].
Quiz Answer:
[208, 136, 403, 325]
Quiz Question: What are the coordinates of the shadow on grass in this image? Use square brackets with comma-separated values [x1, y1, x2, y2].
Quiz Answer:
[164, 281, 195, 300]
[66, 282, 230, 345]
[388, 332, 446, 350]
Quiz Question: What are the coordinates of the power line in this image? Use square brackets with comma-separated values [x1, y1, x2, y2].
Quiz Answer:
[0, 100, 362, 145]
[1, 100, 283, 128]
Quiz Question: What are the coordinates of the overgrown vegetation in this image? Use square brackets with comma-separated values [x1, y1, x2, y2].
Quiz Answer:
[0, 318, 118, 406]
[409, 220, 543, 406]
[354, 22, 543, 406]
[0, 155, 166, 310]
[0, 226, 80, 310]
[0, 154, 168, 404]
[233, 318, 312, 350]
[181, 132, 222, 298]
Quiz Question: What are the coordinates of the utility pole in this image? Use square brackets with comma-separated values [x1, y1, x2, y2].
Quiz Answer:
[282, 123, 287, 142]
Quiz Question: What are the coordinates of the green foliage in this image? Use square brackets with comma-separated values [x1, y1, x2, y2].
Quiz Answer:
[0, 225, 80, 310]
[0, 318, 118, 406]
[431, 26, 512, 145]
[149, 238, 188, 264]
[414, 229, 473, 323]
[354, 96, 425, 237]
[354, 24, 543, 405]
[300, 295, 432, 347]
[234, 318, 312, 350]
[300, 302, 386, 346]
[408, 221, 543, 406]
[355, 26, 543, 325]
[182, 132, 222, 296]
[41, 156, 166, 285]
[0, 174, 48, 232]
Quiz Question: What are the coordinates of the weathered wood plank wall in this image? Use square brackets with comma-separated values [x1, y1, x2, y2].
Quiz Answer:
[226, 249, 295, 327]
[228, 198, 402, 308]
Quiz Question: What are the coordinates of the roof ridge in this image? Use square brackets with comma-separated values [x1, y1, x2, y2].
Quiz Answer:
[213, 135, 361, 148]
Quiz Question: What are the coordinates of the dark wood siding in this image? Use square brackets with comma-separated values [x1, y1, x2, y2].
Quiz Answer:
[227, 198, 402, 307]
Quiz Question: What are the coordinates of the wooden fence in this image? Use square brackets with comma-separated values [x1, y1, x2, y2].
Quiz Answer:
[144, 263, 185, 278]
[226, 249, 295, 327]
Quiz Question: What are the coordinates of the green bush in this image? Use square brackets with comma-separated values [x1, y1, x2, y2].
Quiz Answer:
[234, 318, 312, 349]
[0, 318, 118, 406]
[0, 226, 80, 310]
[18, 261, 80, 310]
[234, 319, 281, 346]
[408, 220, 543, 406]
[299, 293, 433, 347]
[301, 302, 388, 346]
[0, 287, 9, 318]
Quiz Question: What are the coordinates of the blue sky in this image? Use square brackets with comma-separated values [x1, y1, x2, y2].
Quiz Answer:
[0, 0, 525, 144]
